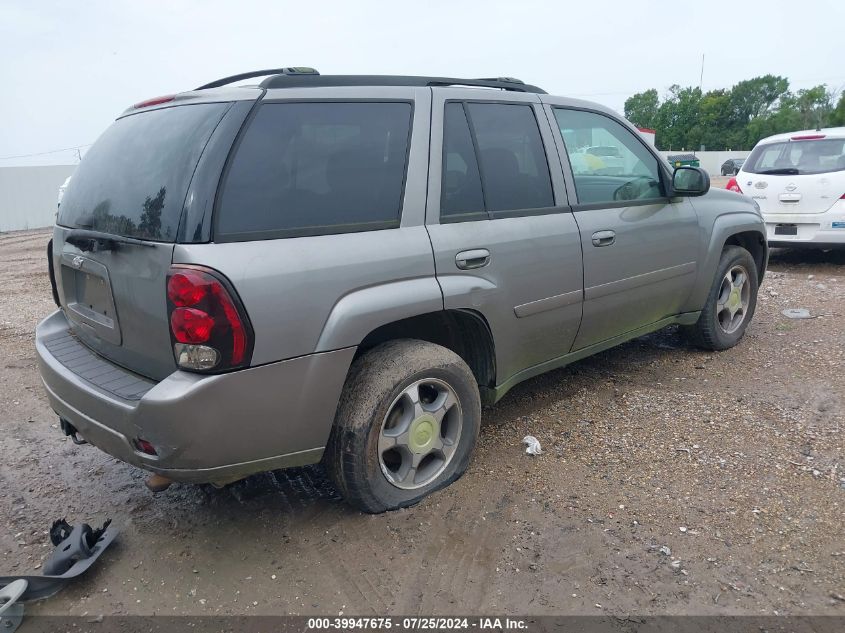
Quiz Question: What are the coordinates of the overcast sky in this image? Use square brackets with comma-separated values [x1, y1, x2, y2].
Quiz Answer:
[1, 0, 843, 165]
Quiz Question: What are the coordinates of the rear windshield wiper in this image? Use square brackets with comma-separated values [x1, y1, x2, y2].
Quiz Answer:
[65, 229, 157, 252]
[757, 168, 799, 175]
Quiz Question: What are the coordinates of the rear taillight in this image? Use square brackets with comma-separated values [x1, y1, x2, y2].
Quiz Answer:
[165, 266, 253, 372]
[726, 177, 742, 193]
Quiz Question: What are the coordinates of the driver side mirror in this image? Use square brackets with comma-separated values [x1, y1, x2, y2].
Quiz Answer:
[671, 166, 710, 197]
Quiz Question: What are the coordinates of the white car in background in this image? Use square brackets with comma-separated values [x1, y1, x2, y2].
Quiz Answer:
[727, 127, 845, 248]
[584, 145, 625, 175]
[569, 145, 626, 175]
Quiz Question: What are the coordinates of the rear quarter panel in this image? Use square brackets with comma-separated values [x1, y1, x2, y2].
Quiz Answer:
[173, 227, 442, 365]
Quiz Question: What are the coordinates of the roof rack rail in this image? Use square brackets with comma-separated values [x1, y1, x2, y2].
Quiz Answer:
[476, 77, 525, 85]
[195, 67, 320, 90]
[258, 74, 545, 93]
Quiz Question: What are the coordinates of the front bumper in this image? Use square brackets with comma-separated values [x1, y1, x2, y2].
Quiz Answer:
[763, 208, 845, 248]
[35, 310, 355, 484]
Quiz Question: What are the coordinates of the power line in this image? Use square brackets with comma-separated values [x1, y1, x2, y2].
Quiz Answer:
[0, 144, 92, 161]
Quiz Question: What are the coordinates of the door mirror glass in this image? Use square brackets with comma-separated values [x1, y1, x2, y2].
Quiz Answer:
[672, 166, 710, 196]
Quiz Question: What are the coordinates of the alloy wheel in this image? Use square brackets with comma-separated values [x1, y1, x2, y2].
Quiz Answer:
[716, 264, 751, 334]
[377, 378, 463, 490]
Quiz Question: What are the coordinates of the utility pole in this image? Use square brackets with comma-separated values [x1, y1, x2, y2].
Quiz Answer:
[697, 54, 706, 155]
[699, 53, 705, 93]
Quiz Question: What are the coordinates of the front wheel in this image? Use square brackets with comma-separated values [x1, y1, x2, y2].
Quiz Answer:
[684, 245, 758, 350]
[324, 340, 481, 513]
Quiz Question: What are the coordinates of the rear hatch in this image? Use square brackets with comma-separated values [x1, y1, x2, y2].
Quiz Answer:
[53, 101, 233, 380]
[740, 135, 845, 214]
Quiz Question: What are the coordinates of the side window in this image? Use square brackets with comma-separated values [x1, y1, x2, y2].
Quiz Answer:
[216, 102, 412, 240]
[553, 108, 664, 205]
[466, 103, 555, 215]
[441, 103, 485, 221]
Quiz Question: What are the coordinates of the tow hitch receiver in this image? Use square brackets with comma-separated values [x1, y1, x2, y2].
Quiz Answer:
[59, 417, 87, 445]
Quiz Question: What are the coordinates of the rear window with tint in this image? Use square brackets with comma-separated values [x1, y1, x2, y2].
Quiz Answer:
[465, 103, 555, 214]
[744, 138, 845, 175]
[215, 102, 412, 240]
[58, 103, 229, 241]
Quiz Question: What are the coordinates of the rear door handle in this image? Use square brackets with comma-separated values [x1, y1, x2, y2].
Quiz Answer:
[455, 248, 491, 270]
[591, 230, 616, 247]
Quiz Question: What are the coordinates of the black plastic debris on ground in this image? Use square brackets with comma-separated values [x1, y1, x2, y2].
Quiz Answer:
[0, 519, 117, 602]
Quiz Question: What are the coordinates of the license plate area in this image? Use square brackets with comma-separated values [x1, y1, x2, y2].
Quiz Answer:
[775, 224, 798, 236]
[60, 254, 122, 345]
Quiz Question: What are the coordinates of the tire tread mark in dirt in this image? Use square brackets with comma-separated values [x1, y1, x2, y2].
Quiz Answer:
[410, 495, 498, 614]
[313, 524, 390, 614]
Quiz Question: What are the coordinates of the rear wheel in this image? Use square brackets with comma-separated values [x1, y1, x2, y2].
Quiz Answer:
[324, 340, 481, 513]
[684, 245, 758, 350]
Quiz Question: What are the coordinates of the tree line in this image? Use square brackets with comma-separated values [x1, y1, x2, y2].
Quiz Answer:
[624, 75, 845, 152]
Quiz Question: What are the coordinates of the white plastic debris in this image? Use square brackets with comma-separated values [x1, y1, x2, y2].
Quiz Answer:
[659, 545, 672, 556]
[782, 308, 811, 319]
[522, 435, 542, 455]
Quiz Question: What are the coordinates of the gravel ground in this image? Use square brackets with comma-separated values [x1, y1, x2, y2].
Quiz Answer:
[0, 228, 842, 617]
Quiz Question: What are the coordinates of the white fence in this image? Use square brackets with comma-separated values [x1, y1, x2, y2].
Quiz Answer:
[0, 165, 76, 232]
[659, 150, 750, 177]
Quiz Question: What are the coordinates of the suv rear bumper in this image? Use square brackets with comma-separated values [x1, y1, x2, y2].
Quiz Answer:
[36, 310, 355, 484]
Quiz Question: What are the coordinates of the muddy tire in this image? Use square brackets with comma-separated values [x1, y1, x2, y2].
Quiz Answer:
[684, 245, 758, 350]
[324, 339, 481, 514]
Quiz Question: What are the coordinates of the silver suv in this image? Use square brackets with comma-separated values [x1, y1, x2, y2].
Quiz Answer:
[36, 69, 767, 513]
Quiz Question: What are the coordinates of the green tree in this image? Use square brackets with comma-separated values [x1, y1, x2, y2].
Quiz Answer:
[624, 88, 659, 129]
[793, 85, 833, 129]
[625, 76, 839, 151]
[655, 85, 701, 150]
[729, 75, 789, 123]
[696, 89, 743, 150]
[830, 92, 845, 126]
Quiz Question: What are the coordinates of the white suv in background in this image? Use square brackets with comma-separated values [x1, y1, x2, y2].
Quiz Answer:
[727, 127, 845, 248]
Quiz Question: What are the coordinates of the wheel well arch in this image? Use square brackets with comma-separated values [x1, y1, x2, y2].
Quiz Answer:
[724, 230, 767, 282]
[355, 310, 496, 390]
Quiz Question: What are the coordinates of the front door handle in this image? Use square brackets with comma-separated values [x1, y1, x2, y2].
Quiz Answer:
[591, 230, 616, 247]
[455, 248, 491, 270]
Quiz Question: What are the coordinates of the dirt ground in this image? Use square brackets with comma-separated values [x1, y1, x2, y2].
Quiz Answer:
[0, 226, 842, 618]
